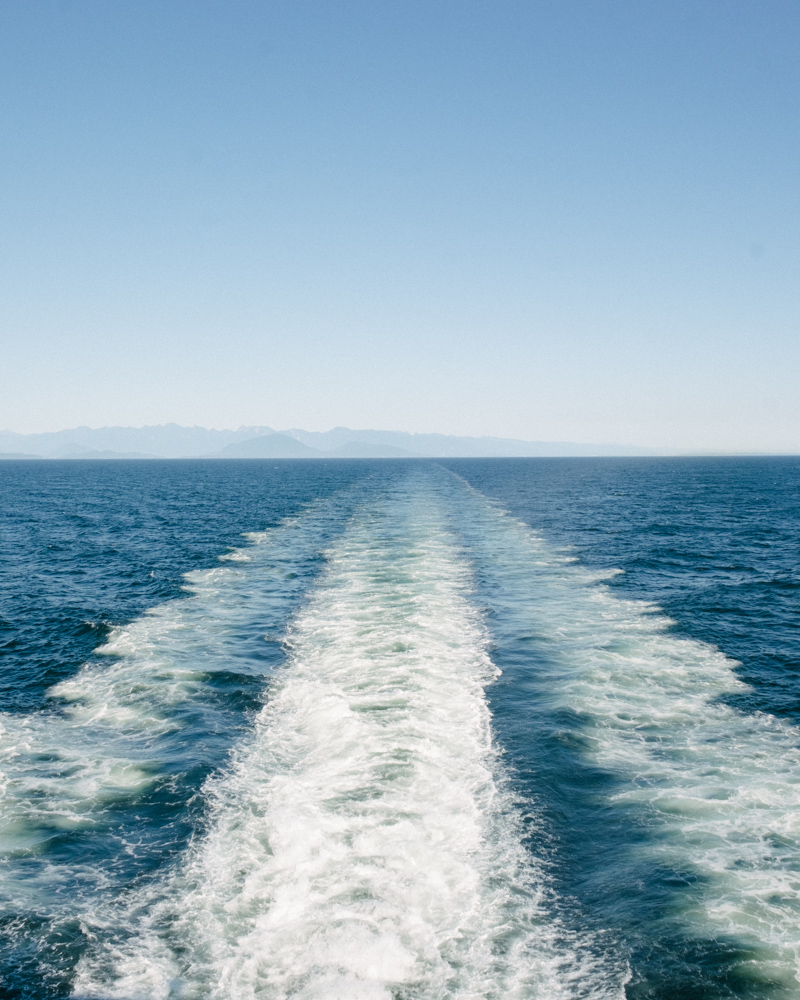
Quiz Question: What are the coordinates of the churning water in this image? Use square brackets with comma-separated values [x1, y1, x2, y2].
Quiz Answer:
[1, 458, 798, 999]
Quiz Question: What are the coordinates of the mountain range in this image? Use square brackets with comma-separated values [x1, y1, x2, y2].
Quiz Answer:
[0, 424, 663, 459]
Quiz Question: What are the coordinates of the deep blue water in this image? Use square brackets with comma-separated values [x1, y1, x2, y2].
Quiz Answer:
[445, 457, 800, 722]
[0, 457, 798, 999]
[444, 457, 800, 1000]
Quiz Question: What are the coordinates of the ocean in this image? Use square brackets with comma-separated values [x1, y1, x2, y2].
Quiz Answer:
[0, 457, 798, 999]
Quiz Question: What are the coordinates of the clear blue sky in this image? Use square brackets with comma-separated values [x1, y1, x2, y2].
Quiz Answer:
[1, 0, 798, 451]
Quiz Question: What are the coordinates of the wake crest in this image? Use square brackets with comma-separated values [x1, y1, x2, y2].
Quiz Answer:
[73, 478, 616, 1000]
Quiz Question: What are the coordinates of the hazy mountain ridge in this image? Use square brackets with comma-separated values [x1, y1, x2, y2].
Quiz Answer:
[0, 424, 663, 459]
[283, 427, 660, 457]
[0, 424, 277, 459]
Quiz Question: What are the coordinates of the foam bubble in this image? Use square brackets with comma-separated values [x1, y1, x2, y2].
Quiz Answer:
[0, 492, 357, 973]
[74, 472, 621, 999]
[448, 471, 800, 990]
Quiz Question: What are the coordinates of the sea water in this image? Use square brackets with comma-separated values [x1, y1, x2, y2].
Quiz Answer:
[0, 457, 798, 999]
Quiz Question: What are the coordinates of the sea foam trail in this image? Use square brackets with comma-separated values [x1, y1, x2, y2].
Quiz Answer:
[74, 473, 619, 1000]
[448, 472, 800, 993]
[0, 491, 353, 963]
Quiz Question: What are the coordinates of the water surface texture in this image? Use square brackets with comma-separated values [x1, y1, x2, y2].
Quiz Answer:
[0, 458, 798, 999]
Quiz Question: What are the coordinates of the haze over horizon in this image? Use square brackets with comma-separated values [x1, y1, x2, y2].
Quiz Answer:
[1, 1, 798, 451]
[0, 421, 671, 459]
[2, 420, 796, 458]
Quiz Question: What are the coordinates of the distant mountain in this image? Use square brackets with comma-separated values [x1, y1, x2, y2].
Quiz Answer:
[0, 423, 665, 459]
[326, 441, 420, 458]
[0, 423, 276, 459]
[284, 427, 659, 458]
[61, 450, 160, 460]
[209, 435, 321, 458]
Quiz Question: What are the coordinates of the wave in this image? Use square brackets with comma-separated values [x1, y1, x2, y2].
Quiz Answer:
[0, 491, 357, 985]
[73, 471, 620, 999]
[11, 462, 796, 996]
[447, 471, 800, 993]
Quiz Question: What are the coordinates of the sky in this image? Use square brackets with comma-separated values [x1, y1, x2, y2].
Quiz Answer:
[1, 1, 798, 451]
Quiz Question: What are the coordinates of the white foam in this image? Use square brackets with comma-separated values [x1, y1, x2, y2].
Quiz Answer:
[448, 472, 800, 990]
[74, 473, 621, 999]
[0, 494, 350, 911]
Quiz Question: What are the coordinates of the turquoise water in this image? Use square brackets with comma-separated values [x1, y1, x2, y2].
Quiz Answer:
[0, 458, 798, 998]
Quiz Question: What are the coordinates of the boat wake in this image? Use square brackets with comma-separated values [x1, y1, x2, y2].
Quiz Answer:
[6, 464, 798, 997]
[73, 473, 619, 999]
